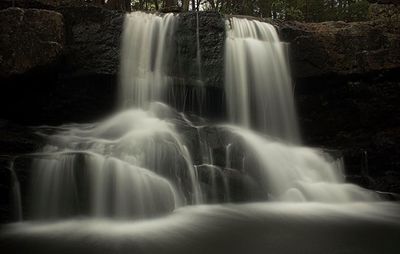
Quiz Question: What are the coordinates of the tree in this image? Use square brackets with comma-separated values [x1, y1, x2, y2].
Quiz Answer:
[182, 0, 190, 11]
[126, 0, 369, 22]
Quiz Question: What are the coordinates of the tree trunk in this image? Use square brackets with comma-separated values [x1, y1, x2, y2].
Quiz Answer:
[182, 0, 189, 11]
[125, 0, 131, 11]
[192, 0, 196, 11]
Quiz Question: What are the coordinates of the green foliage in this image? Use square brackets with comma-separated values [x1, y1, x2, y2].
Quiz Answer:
[271, 0, 305, 21]
[346, 0, 370, 21]
[128, 0, 370, 22]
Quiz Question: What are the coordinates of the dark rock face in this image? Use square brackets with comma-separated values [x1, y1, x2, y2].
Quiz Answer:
[295, 71, 400, 194]
[0, 8, 64, 77]
[0, 121, 44, 156]
[0, 6, 122, 125]
[1, 6, 398, 123]
[277, 5, 400, 193]
[279, 20, 400, 78]
[167, 12, 226, 116]
[59, 6, 124, 76]
[0, 121, 44, 223]
[175, 11, 225, 89]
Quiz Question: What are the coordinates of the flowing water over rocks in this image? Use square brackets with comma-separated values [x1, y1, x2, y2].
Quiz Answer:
[225, 18, 300, 142]
[1, 12, 399, 254]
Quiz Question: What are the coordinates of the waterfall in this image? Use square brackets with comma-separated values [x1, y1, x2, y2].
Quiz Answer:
[9, 159, 22, 221]
[225, 126, 378, 202]
[3, 12, 400, 254]
[6, 13, 385, 224]
[119, 12, 177, 109]
[223, 17, 377, 202]
[225, 18, 300, 143]
[28, 106, 202, 219]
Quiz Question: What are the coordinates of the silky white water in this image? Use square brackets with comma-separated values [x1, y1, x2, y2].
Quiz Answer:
[225, 126, 378, 202]
[225, 18, 300, 142]
[1, 13, 398, 254]
[2, 203, 400, 254]
[28, 105, 202, 219]
[119, 12, 177, 108]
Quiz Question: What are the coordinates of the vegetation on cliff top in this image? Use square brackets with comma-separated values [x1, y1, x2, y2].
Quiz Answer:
[123, 0, 370, 21]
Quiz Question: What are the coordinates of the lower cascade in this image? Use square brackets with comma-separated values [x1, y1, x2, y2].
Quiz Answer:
[2, 12, 400, 254]
[29, 105, 201, 219]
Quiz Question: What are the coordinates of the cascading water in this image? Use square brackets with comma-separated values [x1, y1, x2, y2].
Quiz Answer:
[2, 13, 400, 254]
[28, 106, 202, 219]
[225, 17, 300, 143]
[222, 17, 378, 202]
[119, 12, 177, 108]
[7, 14, 383, 219]
[225, 126, 378, 202]
[21, 12, 200, 220]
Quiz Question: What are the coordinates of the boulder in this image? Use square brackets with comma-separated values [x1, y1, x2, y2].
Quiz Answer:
[279, 20, 400, 78]
[0, 7, 64, 77]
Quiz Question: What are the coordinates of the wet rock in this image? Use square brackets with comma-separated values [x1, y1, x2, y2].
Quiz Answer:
[374, 171, 400, 194]
[59, 6, 124, 76]
[0, 7, 64, 77]
[174, 11, 225, 89]
[0, 6, 121, 125]
[196, 164, 264, 203]
[0, 121, 44, 156]
[296, 72, 400, 191]
[0, 121, 44, 223]
[279, 20, 400, 78]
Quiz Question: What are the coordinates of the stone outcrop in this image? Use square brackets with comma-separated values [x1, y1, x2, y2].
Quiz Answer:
[0, 6, 122, 125]
[279, 20, 400, 78]
[0, 3, 124, 77]
[59, 6, 124, 76]
[169, 11, 226, 115]
[272, 4, 400, 194]
[295, 70, 400, 184]
[1, 5, 398, 83]
[175, 11, 225, 89]
[0, 8, 64, 77]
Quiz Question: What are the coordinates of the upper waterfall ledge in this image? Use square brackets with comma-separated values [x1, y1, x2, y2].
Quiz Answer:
[0, 5, 399, 79]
